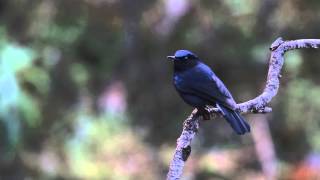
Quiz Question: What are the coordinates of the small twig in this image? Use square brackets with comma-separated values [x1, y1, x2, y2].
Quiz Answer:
[167, 38, 320, 180]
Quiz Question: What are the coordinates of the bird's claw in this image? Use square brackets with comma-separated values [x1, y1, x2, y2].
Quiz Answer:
[197, 107, 211, 120]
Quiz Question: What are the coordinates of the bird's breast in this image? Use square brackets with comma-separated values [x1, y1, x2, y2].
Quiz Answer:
[173, 73, 189, 90]
[173, 73, 209, 107]
[173, 73, 182, 85]
[178, 93, 209, 107]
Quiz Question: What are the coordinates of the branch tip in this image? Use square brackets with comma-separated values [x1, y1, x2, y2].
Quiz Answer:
[270, 37, 284, 51]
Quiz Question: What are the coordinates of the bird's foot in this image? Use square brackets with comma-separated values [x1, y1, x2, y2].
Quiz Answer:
[197, 107, 211, 120]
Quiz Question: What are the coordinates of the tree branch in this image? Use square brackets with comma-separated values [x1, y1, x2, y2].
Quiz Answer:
[167, 38, 320, 180]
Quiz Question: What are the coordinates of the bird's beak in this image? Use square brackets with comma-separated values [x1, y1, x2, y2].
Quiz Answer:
[167, 56, 176, 61]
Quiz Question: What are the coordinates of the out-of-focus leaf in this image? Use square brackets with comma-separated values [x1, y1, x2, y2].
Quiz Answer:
[251, 44, 269, 63]
[285, 51, 302, 73]
[224, 0, 257, 16]
[21, 67, 51, 95]
[0, 72, 19, 110]
[70, 63, 89, 87]
[39, 22, 86, 46]
[0, 44, 35, 73]
[17, 92, 41, 127]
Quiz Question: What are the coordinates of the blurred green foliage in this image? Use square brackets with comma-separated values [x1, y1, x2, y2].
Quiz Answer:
[0, 0, 320, 179]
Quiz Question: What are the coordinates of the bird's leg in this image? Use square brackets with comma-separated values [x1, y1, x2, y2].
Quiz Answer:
[197, 107, 211, 120]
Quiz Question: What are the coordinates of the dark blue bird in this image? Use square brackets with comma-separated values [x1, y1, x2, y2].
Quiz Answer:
[168, 50, 250, 135]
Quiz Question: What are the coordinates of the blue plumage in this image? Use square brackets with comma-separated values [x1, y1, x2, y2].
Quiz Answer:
[168, 50, 250, 135]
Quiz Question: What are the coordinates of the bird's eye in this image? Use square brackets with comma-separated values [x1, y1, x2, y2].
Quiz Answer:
[184, 56, 188, 60]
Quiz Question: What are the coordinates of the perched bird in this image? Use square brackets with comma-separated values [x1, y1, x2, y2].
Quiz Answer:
[168, 50, 250, 135]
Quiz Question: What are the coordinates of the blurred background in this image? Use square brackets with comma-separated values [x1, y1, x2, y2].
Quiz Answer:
[0, 0, 320, 179]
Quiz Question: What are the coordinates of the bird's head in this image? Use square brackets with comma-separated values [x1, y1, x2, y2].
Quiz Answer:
[167, 50, 198, 62]
[167, 50, 199, 70]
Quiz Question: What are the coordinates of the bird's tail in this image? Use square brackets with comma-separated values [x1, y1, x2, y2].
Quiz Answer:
[216, 103, 250, 135]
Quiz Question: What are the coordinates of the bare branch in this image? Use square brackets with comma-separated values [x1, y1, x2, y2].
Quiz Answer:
[237, 38, 320, 113]
[167, 38, 320, 180]
[167, 109, 200, 180]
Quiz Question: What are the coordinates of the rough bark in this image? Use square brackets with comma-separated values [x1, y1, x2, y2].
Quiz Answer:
[167, 38, 320, 180]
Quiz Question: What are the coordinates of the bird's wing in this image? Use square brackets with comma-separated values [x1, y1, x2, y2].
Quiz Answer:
[191, 75, 236, 108]
[177, 63, 236, 109]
